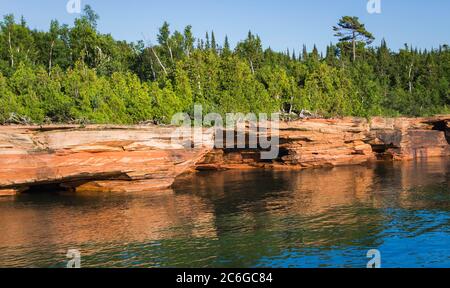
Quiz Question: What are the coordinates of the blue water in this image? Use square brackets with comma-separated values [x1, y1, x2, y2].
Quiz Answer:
[0, 158, 449, 268]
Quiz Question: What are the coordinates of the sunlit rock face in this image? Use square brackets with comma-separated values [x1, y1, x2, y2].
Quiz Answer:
[197, 118, 375, 170]
[0, 125, 213, 194]
[0, 116, 449, 195]
[277, 118, 374, 168]
[197, 116, 450, 170]
[368, 116, 450, 160]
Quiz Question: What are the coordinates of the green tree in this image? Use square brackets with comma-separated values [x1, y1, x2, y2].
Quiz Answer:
[0, 72, 19, 122]
[211, 31, 217, 53]
[183, 25, 195, 57]
[235, 31, 263, 74]
[0, 15, 36, 72]
[333, 16, 375, 62]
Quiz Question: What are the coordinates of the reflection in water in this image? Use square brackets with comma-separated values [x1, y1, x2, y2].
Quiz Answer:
[0, 158, 449, 267]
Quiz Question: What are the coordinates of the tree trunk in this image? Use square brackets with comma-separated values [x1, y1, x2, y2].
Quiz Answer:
[8, 30, 14, 68]
[288, 95, 295, 121]
[48, 40, 55, 75]
[408, 62, 413, 94]
[151, 47, 168, 75]
[149, 56, 156, 81]
[352, 31, 356, 62]
[168, 44, 174, 63]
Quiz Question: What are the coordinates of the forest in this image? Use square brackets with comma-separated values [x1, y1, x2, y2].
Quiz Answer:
[0, 6, 449, 124]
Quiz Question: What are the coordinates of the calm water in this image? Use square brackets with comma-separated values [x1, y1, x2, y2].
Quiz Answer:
[1, 158, 450, 268]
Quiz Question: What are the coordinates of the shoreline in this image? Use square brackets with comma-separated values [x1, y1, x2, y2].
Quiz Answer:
[0, 116, 449, 196]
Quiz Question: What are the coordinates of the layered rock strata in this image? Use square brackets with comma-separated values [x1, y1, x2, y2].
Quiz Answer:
[368, 117, 450, 160]
[196, 116, 450, 170]
[0, 125, 213, 195]
[0, 116, 449, 195]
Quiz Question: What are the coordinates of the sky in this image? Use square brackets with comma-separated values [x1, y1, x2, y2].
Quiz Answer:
[0, 0, 449, 53]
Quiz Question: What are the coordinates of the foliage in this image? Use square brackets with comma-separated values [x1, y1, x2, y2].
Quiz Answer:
[0, 9, 449, 124]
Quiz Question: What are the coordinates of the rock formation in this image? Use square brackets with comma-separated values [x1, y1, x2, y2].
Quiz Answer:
[0, 125, 213, 195]
[368, 117, 450, 160]
[196, 118, 374, 170]
[0, 116, 449, 196]
[196, 116, 450, 170]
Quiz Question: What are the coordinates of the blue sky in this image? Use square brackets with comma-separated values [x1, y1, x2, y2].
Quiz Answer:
[0, 0, 449, 53]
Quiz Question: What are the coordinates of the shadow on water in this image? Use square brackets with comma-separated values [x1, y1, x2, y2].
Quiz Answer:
[0, 158, 450, 267]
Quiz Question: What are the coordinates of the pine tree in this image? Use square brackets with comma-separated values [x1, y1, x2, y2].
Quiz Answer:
[211, 31, 217, 53]
[183, 25, 195, 57]
[223, 35, 231, 56]
[0, 11, 449, 123]
[333, 16, 375, 62]
[205, 32, 210, 50]
[302, 45, 308, 61]
[312, 45, 320, 60]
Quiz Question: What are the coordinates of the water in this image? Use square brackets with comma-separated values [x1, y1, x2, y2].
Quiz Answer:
[1, 158, 450, 268]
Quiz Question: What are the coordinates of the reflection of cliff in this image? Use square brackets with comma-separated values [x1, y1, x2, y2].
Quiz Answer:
[176, 159, 450, 251]
[1, 159, 448, 250]
[1, 158, 449, 267]
[0, 191, 218, 249]
[0, 165, 379, 250]
[177, 158, 450, 217]
[173, 167, 385, 264]
[370, 158, 450, 209]
[269, 166, 376, 216]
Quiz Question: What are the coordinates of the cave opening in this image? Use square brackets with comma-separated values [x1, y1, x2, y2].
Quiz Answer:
[370, 144, 396, 160]
[21, 183, 68, 194]
[276, 147, 290, 161]
[432, 121, 450, 144]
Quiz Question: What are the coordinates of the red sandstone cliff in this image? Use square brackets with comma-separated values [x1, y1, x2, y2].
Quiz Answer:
[0, 125, 213, 196]
[0, 116, 449, 196]
[197, 116, 450, 170]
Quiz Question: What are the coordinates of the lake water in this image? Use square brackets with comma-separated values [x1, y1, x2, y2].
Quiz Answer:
[1, 158, 450, 268]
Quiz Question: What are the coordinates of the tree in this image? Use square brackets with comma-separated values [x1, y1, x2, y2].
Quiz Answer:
[223, 35, 231, 56]
[0, 72, 19, 122]
[0, 15, 36, 70]
[157, 21, 173, 64]
[333, 16, 375, 62]
[257, 66, 297, 113]
[235, 31, 263, 74]
[8, 63, 44, 122]
[302, 45, 308, 61]
[0, 11, 449, 124]
[211, 31, 217, 53]
[311, 45, 320, 61]
[183, 25, 195, 57]
[205, 32, 210, 50]
[82, 5, 99, 29]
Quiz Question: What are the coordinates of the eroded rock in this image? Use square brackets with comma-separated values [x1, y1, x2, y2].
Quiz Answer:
[197, 117, 375, 170]
[0, 116, 449, 195]
[196, 116, 450, 170]
[0, 125, 213, 194]
[368, 116, 450, 160]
